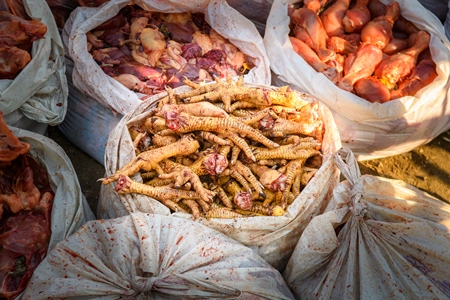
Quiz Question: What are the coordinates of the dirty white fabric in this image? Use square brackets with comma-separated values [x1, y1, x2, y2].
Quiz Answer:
[284, 148, 450, 299]
[0, 0, 68, 132]
[58, 58, 123, 165]
[97, 83, 342, 272]
[22, 212, 294, 299]
[266, 0, 450, 160]
[62, 0, 271, 116]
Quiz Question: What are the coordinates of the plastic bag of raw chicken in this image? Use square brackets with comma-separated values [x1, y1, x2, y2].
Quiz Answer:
[62, 0, 271, 116]
[2, 125, 95, 299]
[0, 0, 68, 135]
[265, 0, 450, 160]
[283, 148, 450, 299]
[10, 127, 96, 247]
[22, 212, 295, 299]
[97, 82, 341, 272]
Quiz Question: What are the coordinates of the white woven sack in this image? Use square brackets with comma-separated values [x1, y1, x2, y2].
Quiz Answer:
[0, 0, 68, 130]
[58, 58, 123, 165]
[12, 127, 96, 250]
[266, 0, 450, 160]
[10, 127, 96, 299]
[97, 82, 342, 272]
[284, 148, 450, 299]
[62, 0, 271, 116]
[23, 212, 295, 299]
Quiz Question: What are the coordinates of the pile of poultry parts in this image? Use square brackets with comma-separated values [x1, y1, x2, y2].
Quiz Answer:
[0, 7, 47, 80]
[0, 111, 54, 299]
[289, 0, 438, 103]
[101, 76, 324, 219]
[87, 5, 255, 98]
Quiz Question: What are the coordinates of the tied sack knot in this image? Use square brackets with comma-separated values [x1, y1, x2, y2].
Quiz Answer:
[130, 276, 157, 294]
[349, 181, 367, 218]
[350, 180, 367, 218]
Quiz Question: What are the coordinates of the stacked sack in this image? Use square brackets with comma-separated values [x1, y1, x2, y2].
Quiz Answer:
[0, 0, 68, 135]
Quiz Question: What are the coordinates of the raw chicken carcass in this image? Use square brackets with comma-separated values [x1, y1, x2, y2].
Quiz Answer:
[304, 0, 330, 13]
[367, 0, 419, 34]
[291, 7, 334, 62]
[390, 58, 437, 99]
[0, 166, 40, 214]
[0, 111, 30, 161]
[338, 42, 383, 92]
[0, 192, 53, 299]
[342, 0, 371, 33]
[0, 20, 31, 47]
[0, 45, 30, 79]
[367, 0, 387, 17]
[361, 1, 400, 49]
[1, 0, 28, 19]
[354, 76, 391, 102]
[0, 11, 47, 43]
[374, 31, 430, 90]
[342, 33, 361, 47]
[140, 27, 167, 67]
[327, 36, 357, 55]
[290, 36, 340, 84]
[320, 0, 351, 37]
[383, 37, 408, 55]
[293, 25, 314, 50]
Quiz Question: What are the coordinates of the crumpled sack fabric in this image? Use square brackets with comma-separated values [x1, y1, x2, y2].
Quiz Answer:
[284, 148, 450, 299]
[0, 0, 68, 130]
[23, 212, 294, 299]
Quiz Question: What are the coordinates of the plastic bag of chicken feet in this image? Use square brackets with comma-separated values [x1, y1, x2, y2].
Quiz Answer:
[0, 0, 68, 135]
[265, 0, 450, 160]
[283, 147, 450, 299]
[21, 212, 295, 299]
[97, 82, 342, 272]
[62, 0, 271, 116]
